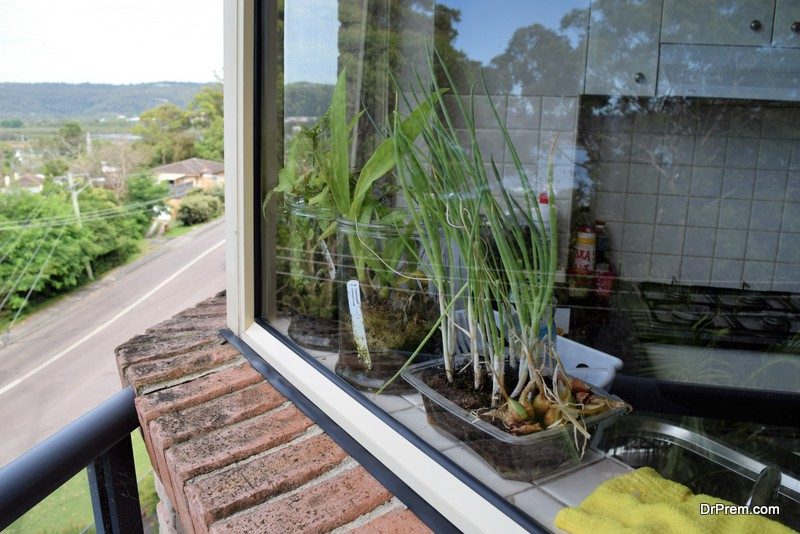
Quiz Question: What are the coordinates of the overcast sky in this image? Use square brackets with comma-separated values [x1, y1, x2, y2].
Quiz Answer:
[0, 0, 222, 84]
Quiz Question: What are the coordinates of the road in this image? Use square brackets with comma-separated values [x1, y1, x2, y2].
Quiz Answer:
[0, 218, 226, 467]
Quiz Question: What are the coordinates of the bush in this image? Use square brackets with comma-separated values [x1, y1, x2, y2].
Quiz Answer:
[176, 193, 222, 226]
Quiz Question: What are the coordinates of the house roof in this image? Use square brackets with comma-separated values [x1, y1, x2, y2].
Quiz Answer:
[152, 158, 224, 176]
[13, 174, 43, 188]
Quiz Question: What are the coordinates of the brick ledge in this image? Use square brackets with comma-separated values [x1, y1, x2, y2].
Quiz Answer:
[115, 291, 431, 534]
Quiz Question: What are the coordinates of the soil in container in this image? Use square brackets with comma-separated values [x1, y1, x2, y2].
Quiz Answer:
[287, 315, 339, 351]
[337, 291, 441, 393]
[409, 359, 629, 481]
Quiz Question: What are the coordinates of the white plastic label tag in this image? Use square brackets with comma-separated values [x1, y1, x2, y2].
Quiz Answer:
[346, 280, 369, 358]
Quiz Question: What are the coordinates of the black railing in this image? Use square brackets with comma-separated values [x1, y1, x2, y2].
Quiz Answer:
[0, 387, 144, 533]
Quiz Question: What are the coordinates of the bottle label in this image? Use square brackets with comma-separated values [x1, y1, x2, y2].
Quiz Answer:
[347, 280, 369, 360]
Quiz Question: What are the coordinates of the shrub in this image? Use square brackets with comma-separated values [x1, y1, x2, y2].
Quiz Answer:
[176, 193, 222, 225]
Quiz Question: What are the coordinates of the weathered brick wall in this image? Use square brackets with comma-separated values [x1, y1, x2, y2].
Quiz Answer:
[115, 291, 431, 534]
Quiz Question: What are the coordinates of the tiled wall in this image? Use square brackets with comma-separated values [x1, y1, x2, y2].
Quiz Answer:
[446, 94, 581, 268]
[586, 100, 800, 291]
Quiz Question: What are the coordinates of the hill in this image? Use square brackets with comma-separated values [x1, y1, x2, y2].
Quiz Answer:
[0, 82, 213, 120]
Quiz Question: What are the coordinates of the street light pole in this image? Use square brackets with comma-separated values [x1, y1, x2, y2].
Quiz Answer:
[67, 172, 94, 281]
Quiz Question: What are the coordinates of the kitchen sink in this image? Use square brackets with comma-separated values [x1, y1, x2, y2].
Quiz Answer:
[596, 416, 800, 530]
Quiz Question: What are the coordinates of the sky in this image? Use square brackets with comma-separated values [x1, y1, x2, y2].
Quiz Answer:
[284, 0, 588, 85]
[0, 0, 222, 84]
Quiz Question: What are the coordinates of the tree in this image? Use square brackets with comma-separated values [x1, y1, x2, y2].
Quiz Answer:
[133, 104, 194, 166]
[56, 121, 86, 158]
[41, 158, 69, 180]
[177, 193, 222, 225]
[188, 85, 224, 161]
[125, 174, 170, 235]
[95, 140, 152, 198]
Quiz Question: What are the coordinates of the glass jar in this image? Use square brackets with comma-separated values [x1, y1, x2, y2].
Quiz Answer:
[335, 217, 441, 393]
[279, 196, 339, 351]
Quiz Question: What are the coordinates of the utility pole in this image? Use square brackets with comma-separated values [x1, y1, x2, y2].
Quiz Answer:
[67, 172, 94, 281]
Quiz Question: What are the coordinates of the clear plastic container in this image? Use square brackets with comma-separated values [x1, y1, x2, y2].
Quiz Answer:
[402, 356, 630, 481]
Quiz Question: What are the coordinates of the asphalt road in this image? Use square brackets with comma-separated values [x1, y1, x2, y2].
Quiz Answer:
[0, 218, 226, 467]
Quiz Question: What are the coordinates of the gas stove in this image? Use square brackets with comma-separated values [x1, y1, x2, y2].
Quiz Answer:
[623, 281, 800, 352]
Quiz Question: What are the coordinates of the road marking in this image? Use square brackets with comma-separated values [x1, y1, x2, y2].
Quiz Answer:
[0, 239, 225, 397]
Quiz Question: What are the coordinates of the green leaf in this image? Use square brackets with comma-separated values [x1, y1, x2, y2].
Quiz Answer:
[349, 89, 446, 220]
[328, 68, 351, 216]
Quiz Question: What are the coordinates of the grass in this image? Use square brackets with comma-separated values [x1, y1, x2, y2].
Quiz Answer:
[162, 214, 223, 239]
[5, 430, 158, 534]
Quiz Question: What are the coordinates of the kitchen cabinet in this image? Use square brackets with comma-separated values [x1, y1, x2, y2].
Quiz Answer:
[585, 0, 663, 96]
[774, 0, 800, 47]
[661, 0, 775, 47]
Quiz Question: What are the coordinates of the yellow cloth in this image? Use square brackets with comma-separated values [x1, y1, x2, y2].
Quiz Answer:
[554, 467, 795, 534]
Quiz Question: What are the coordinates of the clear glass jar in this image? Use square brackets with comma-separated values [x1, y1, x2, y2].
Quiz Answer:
[335, 217, 440, 393]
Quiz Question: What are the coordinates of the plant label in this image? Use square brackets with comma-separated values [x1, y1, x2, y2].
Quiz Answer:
[320, 240, 336, 280]
[346, 280, 370, 364]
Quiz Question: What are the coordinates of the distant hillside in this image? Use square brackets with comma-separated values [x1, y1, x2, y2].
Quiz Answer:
[0, 82, 213, 120]
[284, 82, 334, 118]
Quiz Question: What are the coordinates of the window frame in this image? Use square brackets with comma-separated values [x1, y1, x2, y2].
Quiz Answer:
[223, 1, 548, 531]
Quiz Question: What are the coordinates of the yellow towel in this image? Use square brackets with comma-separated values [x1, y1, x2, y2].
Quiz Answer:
[554, 467, 795, 534]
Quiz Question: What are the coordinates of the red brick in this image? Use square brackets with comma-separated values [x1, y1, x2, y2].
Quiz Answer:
[185, 434, 348, 533]
[149, 382, 286, 504]
[350, 508, 432, 534]
[166, 405, 314, 528]
[115, 330, 223, 383]
[209, 466, 393, 534]
[146, 314, 226, 334]
[124, 344, 242, 393]
[177, 303, 228, 319]
[135, 364, 263, 425]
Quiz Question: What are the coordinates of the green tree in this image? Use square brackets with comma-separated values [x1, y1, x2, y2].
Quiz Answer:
[188, 86, 224, 161]
[56, 121, 86, 158]
[41, 159, 69, 180]
[125, 174, 170, 235]
[134, 104, 194, 166]
[177, 193, 222, 225]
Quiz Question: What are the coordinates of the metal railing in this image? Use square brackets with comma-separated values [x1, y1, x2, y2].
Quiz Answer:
[0, 387, 144, 534]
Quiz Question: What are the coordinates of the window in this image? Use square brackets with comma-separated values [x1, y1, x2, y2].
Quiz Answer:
[251, 1, 800, 530]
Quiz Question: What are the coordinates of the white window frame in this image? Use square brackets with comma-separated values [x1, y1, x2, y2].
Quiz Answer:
[223, 2, 532, 531]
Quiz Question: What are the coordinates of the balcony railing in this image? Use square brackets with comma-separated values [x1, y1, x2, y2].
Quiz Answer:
[0, 387, 144, 534]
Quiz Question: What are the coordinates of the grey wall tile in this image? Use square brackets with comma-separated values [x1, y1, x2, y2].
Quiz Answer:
[743, 260, 775, 290]
[782, 203, 800, 228]
[508, 130, 539, 164]
[595, 192, 626, 222]
[599, 132, 632, 162]
[773, 263, 800, 292]
[686, 198, 719, 227]
[697, 106, 730, 137]
[630, 133, 662, 164]
[758, 138, 793, 170]
[665, 112, 697, 135]
[659, 135, 695, 166]
[691, 167, 723, 197]
[501, 164, 538, 190]
[625, 194, 657, 223]
[541, 97, 578, 132]
[506, 96, 541, 130]
[653, 225, 685, 255]
[714, 229, 747, 259]
[475, 129, 505, 164]
[684, 227, 716, 256]
[633, 112, 667, 133]
[628, 163, 660, 194]
[605, 221, 623, 251]
[656, 196, 688, 226]
[650, 254, 682, 282]
[777, 233, 800, 263]
[693, 136, 727, 166]
[622, 223, 654, 252]
[595, 162, 628, 192]
[790, 141, 800, 171]
[718, 198, 751, 229]
[722, 168, 755, 199]
[620, 252, 651, 280]
[750, 201, 783, 231]
[746, 231, 779, 262]
[681, 256, 712, 284]
[729, 108, 762, 138]
[539, 131, 576, 166]
[725, 137, 758, 169]
[761, 108, 796, 139]
[447, 94, 507, 130]
[658, 165, 692, 195]
[711, 259, 743, 288]
[786, 173, 800, 202]
[754, 170, 788, 201]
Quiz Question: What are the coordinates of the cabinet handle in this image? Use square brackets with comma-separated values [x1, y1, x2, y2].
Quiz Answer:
[634, 72, 646, 84]
[750, 19, 762, 31]
[792, 21, 800, 33]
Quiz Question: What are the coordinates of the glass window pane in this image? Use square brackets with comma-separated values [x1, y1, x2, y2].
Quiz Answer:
[263, 1, 800, 529]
